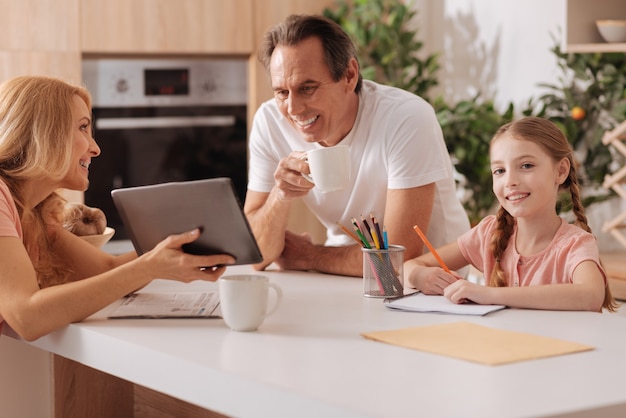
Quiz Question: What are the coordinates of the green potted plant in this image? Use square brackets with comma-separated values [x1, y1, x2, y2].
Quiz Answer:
[324, 0, 439, 100]
[324, 0, 508, 224]
[435, 96, 514, 224]
[528, 41, 626, 210]
[324, 0, 626, 224]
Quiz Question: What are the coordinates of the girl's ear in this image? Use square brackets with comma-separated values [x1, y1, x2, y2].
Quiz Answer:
[557, 157, 571, 185]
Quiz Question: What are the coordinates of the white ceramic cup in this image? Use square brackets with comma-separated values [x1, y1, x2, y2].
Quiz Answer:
[218, 275, 282, 332]
[301, 145, 350, 192]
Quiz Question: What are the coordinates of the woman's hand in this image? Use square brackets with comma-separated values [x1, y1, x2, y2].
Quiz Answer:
[141, 229, 235, 282]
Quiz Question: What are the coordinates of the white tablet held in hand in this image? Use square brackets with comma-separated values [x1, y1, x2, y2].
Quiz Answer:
[111, 178, 262, 265]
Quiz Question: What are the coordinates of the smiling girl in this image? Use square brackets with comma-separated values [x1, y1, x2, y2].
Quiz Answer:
[404, 117, 617, 312]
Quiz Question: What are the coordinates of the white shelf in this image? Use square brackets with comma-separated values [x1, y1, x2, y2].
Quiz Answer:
[564, 0, 626, 53]
[567, 43, 626, 53]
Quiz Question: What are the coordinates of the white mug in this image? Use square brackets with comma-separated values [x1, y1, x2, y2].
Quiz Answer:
[218, 275, 282, 332]
[301, 144, 350, 193]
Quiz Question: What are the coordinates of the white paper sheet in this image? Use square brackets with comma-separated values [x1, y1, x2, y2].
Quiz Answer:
[384, 293, 506, 316]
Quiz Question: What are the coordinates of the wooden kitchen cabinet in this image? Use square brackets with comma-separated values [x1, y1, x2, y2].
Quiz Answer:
[81, 0, 254, 54]
[0, 0, 81, 82]
[564, 0, 626, 53]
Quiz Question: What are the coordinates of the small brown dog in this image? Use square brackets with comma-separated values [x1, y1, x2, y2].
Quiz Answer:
[62, 202, 107, 236]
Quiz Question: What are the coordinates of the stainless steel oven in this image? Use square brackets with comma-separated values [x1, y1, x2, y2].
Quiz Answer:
[82, 58, 248, 240]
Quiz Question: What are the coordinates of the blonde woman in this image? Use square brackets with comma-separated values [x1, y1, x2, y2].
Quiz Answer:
[0, 76, 234, 341]
[405, 117, 617, 312]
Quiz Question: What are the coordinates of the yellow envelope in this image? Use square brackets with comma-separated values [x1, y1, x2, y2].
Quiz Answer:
[362, 322, 594, 366]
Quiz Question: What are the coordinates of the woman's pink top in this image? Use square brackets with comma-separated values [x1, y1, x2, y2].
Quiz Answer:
[0, 179, 23, 330]
[0, 179, 21, 239]
[458, 215, 606, 287]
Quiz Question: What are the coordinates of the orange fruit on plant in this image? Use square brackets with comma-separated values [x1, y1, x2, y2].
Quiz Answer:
[571, 106, 586, 120]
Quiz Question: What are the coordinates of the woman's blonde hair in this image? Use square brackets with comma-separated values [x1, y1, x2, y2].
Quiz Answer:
[487, 117, 617, 311]
[0, 75, 92, 287]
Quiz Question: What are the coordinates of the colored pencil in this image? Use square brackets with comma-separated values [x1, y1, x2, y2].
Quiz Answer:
[351, 218, 371, 249]
[337, 222, 362, 246]
[360, 215, 374, 242]
[370, 214, 383, 250]
[382, 226, 389, 250]
[412, 224, 451, 273]
[364, 215, 381, 249]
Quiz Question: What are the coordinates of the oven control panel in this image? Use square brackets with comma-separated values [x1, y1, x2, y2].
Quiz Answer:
[82, 58, 247, 107]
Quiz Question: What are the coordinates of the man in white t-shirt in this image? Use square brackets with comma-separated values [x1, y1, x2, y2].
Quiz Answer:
[244, 14, 470, 289]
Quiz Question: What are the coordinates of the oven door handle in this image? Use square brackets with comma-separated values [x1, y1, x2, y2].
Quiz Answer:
[95, 115, 236, 130]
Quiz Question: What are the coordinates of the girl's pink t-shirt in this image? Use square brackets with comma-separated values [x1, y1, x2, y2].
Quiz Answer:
[458, 215, 606, 287]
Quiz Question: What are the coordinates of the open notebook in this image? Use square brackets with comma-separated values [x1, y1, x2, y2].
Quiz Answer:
[384, 292, 506, 316]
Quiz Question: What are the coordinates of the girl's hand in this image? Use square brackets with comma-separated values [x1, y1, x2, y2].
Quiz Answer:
[407, 266, 461, 295]
[142, 229, 235, 282]
[443, 280, 490, 305]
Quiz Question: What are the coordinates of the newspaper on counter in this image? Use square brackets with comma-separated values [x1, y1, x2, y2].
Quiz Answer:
[108, 291, 220, 319]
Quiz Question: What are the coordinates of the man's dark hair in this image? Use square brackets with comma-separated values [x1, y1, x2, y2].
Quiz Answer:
[259, 14, 363, 94]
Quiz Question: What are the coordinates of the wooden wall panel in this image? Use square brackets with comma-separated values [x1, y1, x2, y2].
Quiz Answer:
[0, 0, 80, 51]
[0, 52, 81, 83]
[0, 0, 81, 82]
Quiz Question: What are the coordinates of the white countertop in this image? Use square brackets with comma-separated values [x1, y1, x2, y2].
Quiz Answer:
[9, 265, 626, 418]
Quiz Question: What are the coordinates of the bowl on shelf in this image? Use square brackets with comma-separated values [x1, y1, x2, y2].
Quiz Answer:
[596, 20, 626, 43]
[79, 226, 115, 248]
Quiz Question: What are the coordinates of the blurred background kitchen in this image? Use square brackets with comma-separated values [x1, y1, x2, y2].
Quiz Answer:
[0, 0, 624, 416]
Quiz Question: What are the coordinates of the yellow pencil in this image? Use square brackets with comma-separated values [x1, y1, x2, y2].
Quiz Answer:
[367, 218, 381, 249]
[370, 214, 383, 249]
[413, 224, 451, 273]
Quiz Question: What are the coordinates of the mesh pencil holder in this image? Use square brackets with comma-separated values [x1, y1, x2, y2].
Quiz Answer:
[361, 245, 405, 298]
